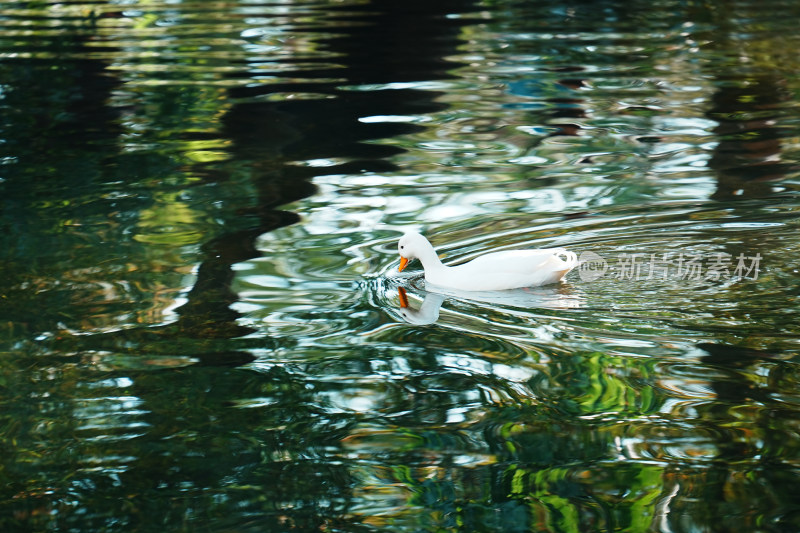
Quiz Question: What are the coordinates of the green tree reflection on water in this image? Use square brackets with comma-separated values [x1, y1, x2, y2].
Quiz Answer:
[1, 0, 800, 531]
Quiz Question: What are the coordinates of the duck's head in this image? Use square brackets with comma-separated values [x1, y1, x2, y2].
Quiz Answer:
[397, 231, 429, 272]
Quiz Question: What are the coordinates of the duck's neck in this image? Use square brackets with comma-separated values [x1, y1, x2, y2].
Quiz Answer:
[417, 240, 445, 271]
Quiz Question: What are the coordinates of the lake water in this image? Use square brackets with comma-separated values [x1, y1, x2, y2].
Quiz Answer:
[2, 0, 800, 531]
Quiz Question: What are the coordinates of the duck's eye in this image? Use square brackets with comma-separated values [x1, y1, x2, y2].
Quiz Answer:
[400, 245, 404, 250]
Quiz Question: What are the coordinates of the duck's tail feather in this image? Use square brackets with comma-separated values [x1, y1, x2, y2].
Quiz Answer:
[552, 249, 578, 271]
[546, 249, 578, 283]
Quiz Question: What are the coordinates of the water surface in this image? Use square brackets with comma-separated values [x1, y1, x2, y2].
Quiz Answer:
[2, 0, 800, 531]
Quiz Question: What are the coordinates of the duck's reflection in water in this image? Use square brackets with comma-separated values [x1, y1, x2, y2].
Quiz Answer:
[397, 287, 445, 325]
[395, 284, 583, 325]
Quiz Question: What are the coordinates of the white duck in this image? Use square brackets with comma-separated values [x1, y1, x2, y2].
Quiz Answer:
[397, 231, 578, 291]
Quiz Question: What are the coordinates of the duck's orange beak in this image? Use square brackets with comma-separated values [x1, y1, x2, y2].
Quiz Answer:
[398, 287, 408, 308]
[398, 257, 409, 272]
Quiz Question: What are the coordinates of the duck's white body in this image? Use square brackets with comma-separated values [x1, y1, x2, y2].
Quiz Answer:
[398, 231, 577, 291]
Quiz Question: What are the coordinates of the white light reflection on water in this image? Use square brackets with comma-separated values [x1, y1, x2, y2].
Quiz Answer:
[224, 12, 800, 525]
[4, 0, 800, 529]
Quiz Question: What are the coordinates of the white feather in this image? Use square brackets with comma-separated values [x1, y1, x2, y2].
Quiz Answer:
[397, 231, 577, 291]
